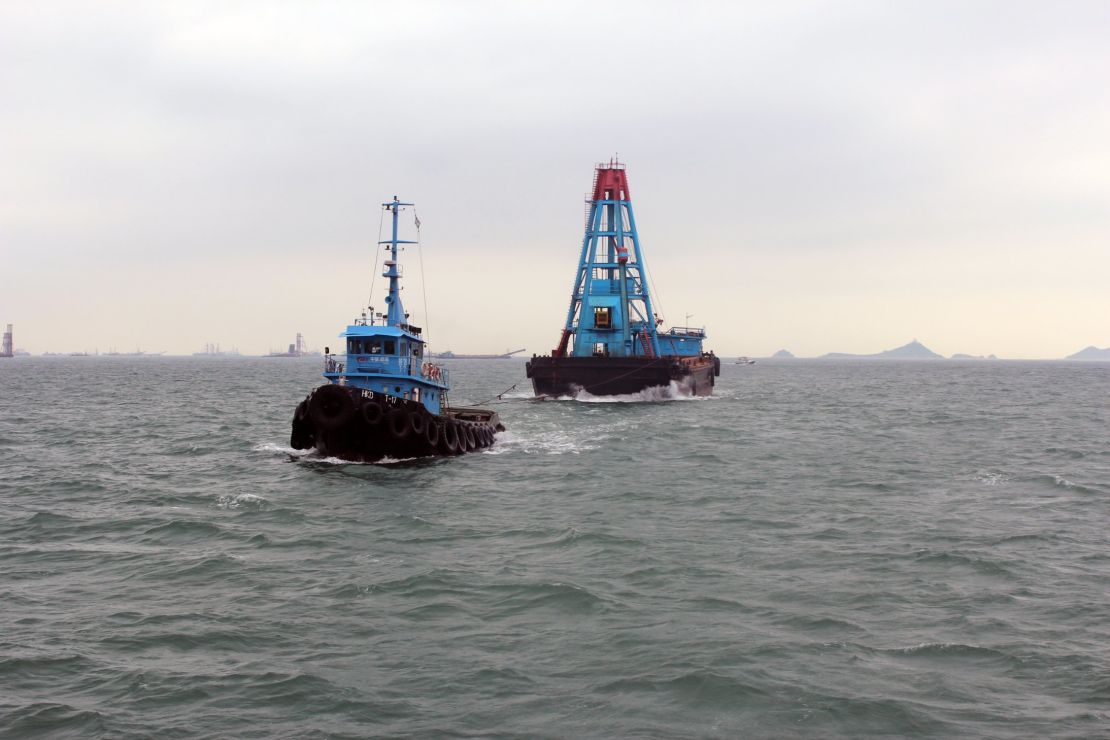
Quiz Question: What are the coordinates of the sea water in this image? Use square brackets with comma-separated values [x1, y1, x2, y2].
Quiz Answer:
[1, 357, 1108, 737]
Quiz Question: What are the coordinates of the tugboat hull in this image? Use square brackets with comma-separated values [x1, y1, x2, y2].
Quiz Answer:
[525, 354, 719, 397]
[291, 384, 503, 463]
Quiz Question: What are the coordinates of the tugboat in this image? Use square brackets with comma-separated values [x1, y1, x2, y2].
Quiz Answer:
[290, 197, 504, 462]
[526, 161, 719, 397]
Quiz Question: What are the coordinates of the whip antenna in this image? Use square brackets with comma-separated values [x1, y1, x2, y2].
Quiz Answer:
[415, 210, 431, 346]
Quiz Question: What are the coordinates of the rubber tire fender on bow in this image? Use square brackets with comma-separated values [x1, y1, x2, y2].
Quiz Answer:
[387, 408, 411, 440]
[310, 385, 356, 430]
[361, 400, 384, 426]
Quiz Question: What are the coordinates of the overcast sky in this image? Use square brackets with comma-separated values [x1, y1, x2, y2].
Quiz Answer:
[2, 1, 1108, 357]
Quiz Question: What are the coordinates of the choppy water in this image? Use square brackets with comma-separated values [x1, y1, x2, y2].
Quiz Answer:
[2, 356, 1109, 738]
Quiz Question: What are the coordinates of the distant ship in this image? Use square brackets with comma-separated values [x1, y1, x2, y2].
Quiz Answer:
[106, 348, 165, 357]
[526, 161, 719, 396]
[430, 348, 525, 360]
[193, 343, 240, 357]
[1, 324, 12, 358]
[735, 357, 756, 365]
[268, 333, 316, 357]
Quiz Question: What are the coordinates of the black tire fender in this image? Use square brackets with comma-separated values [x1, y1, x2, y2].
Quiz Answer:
[310, 385, 355, 430]
[439, 422, 458, 454]
[361, 400, 383, 426]
[409, 411, 427, 437]
[462, 424, 476, 451]
[424, 419, 440, 449]
[387, 408, 410, 440]
[290, 417, 314, 450]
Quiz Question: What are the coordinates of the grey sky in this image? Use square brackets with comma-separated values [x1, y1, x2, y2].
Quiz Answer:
[2, 1, 1108, 357]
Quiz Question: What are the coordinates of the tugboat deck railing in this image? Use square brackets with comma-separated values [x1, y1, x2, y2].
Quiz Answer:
[665, 326, 706, 337]
[324, 355, 449, 387]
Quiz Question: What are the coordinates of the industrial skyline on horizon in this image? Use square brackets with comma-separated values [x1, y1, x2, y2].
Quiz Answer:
[3, 2, 1108, 359]
[4, 321, 1109, 362]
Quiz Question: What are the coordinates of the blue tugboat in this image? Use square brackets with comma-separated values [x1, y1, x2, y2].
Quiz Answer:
[526, 161, 719, 397]
[291, 197, 503, 461]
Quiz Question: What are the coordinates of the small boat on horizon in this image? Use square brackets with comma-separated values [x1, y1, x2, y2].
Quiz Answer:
[290, 197, 503, 462]
[735, 357, 755, 365]
[106, 348, 166, 357]
[430, 348, 525, 360]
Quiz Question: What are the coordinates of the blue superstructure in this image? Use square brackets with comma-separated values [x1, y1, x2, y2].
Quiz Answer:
[323, 197, 448, 414]
[554, 161, 706, 361]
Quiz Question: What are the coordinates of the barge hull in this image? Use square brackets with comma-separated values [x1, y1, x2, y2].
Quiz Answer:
[525, 355, 717, 397]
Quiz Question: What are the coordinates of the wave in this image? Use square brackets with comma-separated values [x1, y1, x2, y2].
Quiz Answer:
[550, 380, 714, 403]
[253, 441, 315, 458]
[484, 580, 609, 617]
[912, 549, 1016, 577]
[483, 429, 596, 456]
[974, 470, 1009, 486]
[253, 440, 424, 466]
[214, 492, 268, 509]
[520, 526, 645, 551]
[595, 669, 769, 705]
[878, 642, 1015, 663]
[1031, 474, 1103, 495]
[0, 703, 106, 737]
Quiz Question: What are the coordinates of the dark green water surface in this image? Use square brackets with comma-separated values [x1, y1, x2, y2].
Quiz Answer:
[1, 357, 1108, 738]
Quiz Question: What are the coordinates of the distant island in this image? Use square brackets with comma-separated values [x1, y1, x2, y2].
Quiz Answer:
[1067, 346, 1110, 360]
[771, 349, 795, 359]
[820, 339, 944, 360]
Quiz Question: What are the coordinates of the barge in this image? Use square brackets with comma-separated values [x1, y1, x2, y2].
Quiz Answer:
[526, 161, 719, 397]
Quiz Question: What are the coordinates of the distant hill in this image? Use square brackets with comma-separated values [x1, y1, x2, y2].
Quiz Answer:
[1066, 346, 1110, 360]
[771, 349, 795, 359]
[820, 340, 944, 360]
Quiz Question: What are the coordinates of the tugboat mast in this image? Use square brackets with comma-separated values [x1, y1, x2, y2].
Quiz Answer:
[381, 196, 415, 327]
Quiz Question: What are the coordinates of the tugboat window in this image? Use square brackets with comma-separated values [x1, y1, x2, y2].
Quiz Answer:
[594, 306, 612, 329]
[369, 341, 382, 355]
[593, 342, 608, 357]
[383, 339, 396, 354]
